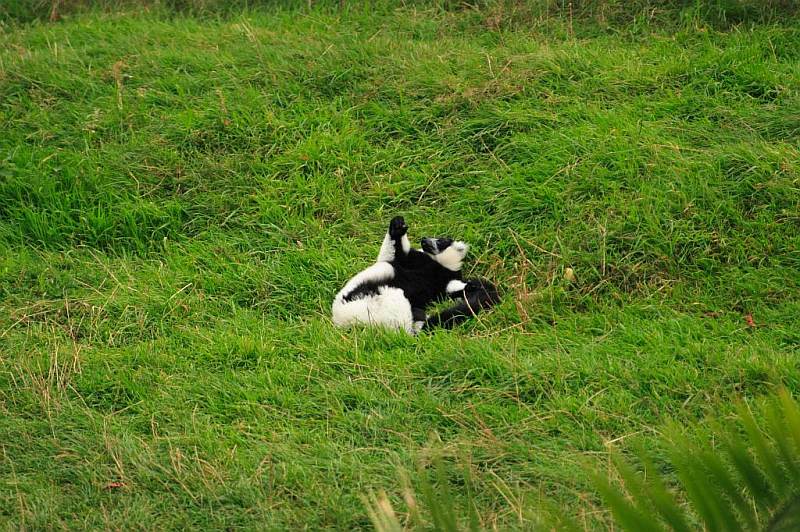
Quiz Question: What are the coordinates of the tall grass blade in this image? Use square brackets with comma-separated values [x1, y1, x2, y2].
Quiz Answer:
[668, 444, 738, 532]
[737, 403, 786, 495]
[461, 458, 480, 532]
[433, 456, 459, 532]
[632, 444, 693, 532]
[417, 458, 459, 532]
[695, 448, 758, 531]
[590, 471, 656, 531]
[764, 402, 800, 483]
[723, 435, 776, 511]
[768, 496, 800, 532]
[363, 490, 403, 532]
[609, 451, 667, 532]
[777, 390, 800, 458]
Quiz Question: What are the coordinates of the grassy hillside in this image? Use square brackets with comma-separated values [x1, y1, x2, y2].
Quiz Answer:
[1, 3, 798, 528]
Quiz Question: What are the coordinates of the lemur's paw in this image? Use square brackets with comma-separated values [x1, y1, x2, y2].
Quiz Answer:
[464, 278, 501, 307]
[464, 279, 483, 292]
[389, 216, 408, 238]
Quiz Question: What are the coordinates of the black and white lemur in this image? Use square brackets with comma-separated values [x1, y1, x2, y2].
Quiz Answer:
[332, 216, 498, 334]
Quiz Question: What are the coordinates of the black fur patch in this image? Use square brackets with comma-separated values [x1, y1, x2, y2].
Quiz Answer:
[391, 250, 461, 308]
[342, 249, 461, 308]
[342, 281, 382, 302]
[421, 238, 453, 255]
[423, 279, 500, 330]
[341, 241, 462, 309]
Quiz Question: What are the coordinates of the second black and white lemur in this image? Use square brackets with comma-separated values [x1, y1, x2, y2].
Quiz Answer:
[332, 216, 498, 334]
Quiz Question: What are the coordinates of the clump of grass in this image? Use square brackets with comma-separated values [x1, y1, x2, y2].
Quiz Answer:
[1, 1, 798, 529]
[366, 390, 800, 530]
[4, 0, 799, 25]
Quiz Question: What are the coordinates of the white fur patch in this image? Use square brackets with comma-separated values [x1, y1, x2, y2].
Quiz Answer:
[332, 262, 417, 334]
[376, 234, 394, 262]
[401, 234, 410, 254]
[433, 241, 468, 272]
[332, 285, 415, 334]
[446, 279, 468, 294]
[375, 233, 410, 262]
[334, 262, 393, 302]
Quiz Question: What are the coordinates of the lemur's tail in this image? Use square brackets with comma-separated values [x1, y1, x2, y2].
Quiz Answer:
[423, 279, 500, 330]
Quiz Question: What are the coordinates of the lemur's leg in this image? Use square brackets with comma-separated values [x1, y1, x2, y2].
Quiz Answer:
[376, 216, 411, 263]
[413, 280, 468, 334]
[423, 279, 500, 331]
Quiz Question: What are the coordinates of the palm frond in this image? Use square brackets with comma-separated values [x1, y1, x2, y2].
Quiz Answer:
[363, 454, 479, 532]
[595, 389, 800, 531]
[365, 390, 800, 531]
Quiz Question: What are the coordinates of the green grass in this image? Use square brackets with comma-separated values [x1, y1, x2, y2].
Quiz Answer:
[1, 2, 799, 528]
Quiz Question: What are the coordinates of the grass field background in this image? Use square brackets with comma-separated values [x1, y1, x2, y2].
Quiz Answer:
[1, 1, 799, 528]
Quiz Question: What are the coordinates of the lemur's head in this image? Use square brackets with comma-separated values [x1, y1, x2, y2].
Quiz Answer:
[421, 237, 469, 271]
